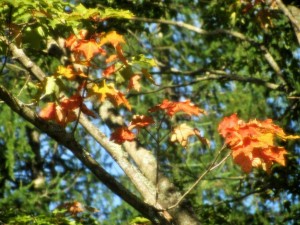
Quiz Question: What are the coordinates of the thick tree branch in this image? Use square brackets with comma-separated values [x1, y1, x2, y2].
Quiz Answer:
[0, 36, 205, 224]
[275, 0, 300, 45]
[0, 85, 171, 225]
[0, 36, 162, 206]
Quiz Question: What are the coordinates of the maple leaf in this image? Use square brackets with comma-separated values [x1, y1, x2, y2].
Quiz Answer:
[99, 31, 125, 48]
[106, 54, 118, 63]
[58, 201, 85, 216]
[39, 95, 96, 127]
[170, 123, 208, 148]
[89, 80, 117, 102]
[65, 30, 88, 50]
[128, 75, 141, 92]
[110, 126, 135, 144]
[149, 99, 206, 117]
[128, 115, 154, 130]
[88, 80, 131, 110]
[218, 114, 300, 173]
[74, 39, 105, 61]
[56, 65, 76, 80]
[39, 102, 56, 121]
[103, 65, 115, 77]
[108, 91, 132, 110]
[57, 66, 88, 80]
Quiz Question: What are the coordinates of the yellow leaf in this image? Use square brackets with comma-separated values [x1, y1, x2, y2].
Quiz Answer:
[89, 80, 117, 102]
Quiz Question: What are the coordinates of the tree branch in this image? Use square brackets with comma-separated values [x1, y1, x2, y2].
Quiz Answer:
[0, 36, 160, 204]
[130, 17, 287, 87]
[0, 85, 171, 225]
[275, 0, 300, 45]
[0, 37, 203, 224]
[129, 70, 280, 97]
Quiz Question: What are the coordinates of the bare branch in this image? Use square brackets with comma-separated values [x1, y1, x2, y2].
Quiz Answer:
[129, 70, 280, 97]
[275, 0, 300, 45]
[167, 145, 230, 210]
[130, 17, 287, 86]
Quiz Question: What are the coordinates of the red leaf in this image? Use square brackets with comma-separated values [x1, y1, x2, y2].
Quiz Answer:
[103, 65, 115, 77]
[128, 115, 154, 130]
[110, 127, 135, 144]
[149, 99, 205, 117]
[39, 95, 96, 127]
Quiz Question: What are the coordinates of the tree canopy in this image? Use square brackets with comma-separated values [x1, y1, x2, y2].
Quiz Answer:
[0, 0, 299, 224]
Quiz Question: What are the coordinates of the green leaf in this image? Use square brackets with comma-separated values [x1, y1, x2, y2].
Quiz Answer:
[102, 8, 134, 19]
[130, 216, 152, 225]
[40, 76, 64, 100]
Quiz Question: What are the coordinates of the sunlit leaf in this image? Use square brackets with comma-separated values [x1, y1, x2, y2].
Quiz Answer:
[170, 123, 208, 148]
[110, 126, 135, 144]
[128, 115, 154, 130]
[128, 75, 141, 92]
[218, 114, 300, 173]
[149, 99, 206, 117]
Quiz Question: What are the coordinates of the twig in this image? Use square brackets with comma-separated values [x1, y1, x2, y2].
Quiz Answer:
[129, 71, 279, 98]
[130, 17, 286, 85]
[167, 144, 230, 210]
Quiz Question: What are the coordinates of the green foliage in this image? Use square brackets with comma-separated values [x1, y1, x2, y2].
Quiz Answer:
[0, 0, 300, 224]
[0, 208, 101, 225]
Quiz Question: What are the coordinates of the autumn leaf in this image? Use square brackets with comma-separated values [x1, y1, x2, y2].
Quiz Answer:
[170, 123, 208, 148]
[65, 30, 88, 50]
[106, 54, 118, 63]
[39, 95, 96, 127]
[39, 102, 56, 121]
[218, 114, 300, 173]
[103, 65, 115, 77]
[108, 91, 131, 110]
[141, 68, 155, 85]
[56, 65, 76, 80]
[99, 31, 125, 48]
[149, 99, 206, 117]
[128, 75, 141, 92]
[88, 80, 118, 102]
[110, 126, 135, 144]
[128, 115, 154, 130]
[88, 80, 131, 110]
[74, 39, 105, 61]
[57, 201, 85, 216]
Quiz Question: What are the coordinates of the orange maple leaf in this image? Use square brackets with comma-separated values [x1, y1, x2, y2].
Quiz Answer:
[58, 201, 85, 216]
[128, 115, 154, 130]
[108, 91, 131, 111]
[74, 39, 105, 61]
[170, 123, 209, 148]
[65, 30, 88, 50]
[218, 114, 300, 173]
[103, 65, 115, 77]
[39, 95, 96, 127]
[110, 126, 135, 144]
[149, 99, 206, 117]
